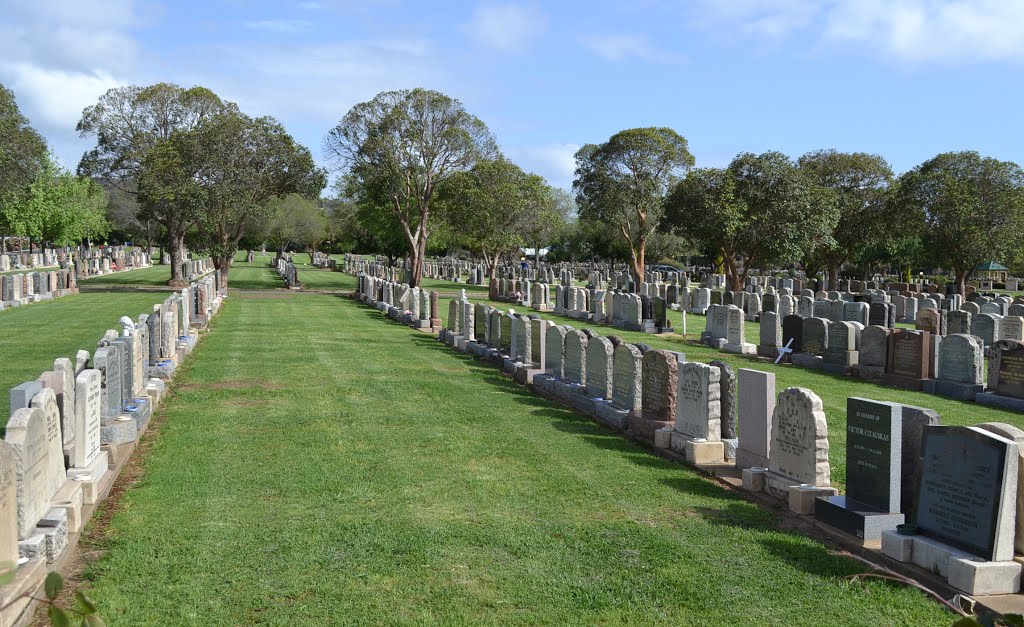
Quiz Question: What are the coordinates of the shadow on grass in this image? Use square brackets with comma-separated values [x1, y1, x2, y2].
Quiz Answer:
[346, 299, 899, 586]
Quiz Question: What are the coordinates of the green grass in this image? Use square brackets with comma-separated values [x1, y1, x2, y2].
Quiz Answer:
[79, 265, 181, 287]
[80, 291, 949, 625]
[435, 294, 1024, 489]
[0, 290, 171, 419]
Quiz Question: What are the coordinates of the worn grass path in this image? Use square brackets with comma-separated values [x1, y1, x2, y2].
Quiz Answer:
[77, 285, 950, 625]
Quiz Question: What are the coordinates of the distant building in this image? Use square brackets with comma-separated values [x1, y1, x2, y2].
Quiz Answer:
[973, 260, 1009, 283]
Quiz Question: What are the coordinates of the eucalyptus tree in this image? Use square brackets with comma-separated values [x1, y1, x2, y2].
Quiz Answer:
[573, 127, 693, 285]
[0, 83, 48, 251]
[893, 151, 1024, 294]
[78, 83, 227, 285]
[324, 88, 497, 287]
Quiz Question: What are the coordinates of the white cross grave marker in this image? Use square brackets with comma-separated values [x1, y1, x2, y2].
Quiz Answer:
[775, 337, 794, 364]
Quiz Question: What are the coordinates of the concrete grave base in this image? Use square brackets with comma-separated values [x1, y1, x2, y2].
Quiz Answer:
[52, 480, 84, 533]
[68, 451, 110, 505]
[34, 508, 69, 564]
[735, 448, 769, 470]
[723, 342, 756, 355]
[879, 373, 928, 392]
[0, 557, 45, 627]
[669, 432, 725, 464]
[513, 366, 544, 385]
[814, 495, 904, 544]
[881, 532, 1022, 595]
[922, 379, 985, 402]
[741, 467, 767, 491]
[101, 415, 138, 445]
[592, 402, 629, 430]
[976, 392, 1024, 412]
[627, 413, 672, 444]
[791, 353, 824, 370]
[788, 485, 838, 515]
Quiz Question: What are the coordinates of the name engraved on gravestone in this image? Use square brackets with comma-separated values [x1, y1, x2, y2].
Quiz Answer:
[846, 398, 901, 512]
[891, 333, 923, 376]
[73, 370, 101, 468]
[641, 351, 677, 422]
[768, 388, 830, 487]
[915, 426, 1017, 561]
[996, 345, 1024, 399]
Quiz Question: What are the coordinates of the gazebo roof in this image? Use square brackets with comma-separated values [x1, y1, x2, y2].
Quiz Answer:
[976, 260, 1009, 271]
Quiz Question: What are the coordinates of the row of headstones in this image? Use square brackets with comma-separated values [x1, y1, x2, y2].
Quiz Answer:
[0, 269, 77, 309]
[0, 277, 222, 589]
[0, 250, 60, 272]
[311, 252, 337, 269]
[275, 256, 301, 289]
[761, 311, 1024, 409]
[914, 305, 1024, 347]
[417, 298, 1024, 596]
[184, 258, 212, 280]
[72, 246, 152, 277]
[356, 275, 442, 330]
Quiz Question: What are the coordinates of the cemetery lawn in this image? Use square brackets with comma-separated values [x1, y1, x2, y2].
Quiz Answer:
[79, 291, 950, 625]
[79, 265, 182, 287]
[445, 294, 1024, 488]
[0, 290, 170, 421]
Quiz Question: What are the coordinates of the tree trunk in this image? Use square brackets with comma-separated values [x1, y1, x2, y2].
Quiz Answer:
[631, 238, 646, 286]
[827, 264, 840, 292]
[167, 232, 187, 287]
[408, 236, 427, 288]
[955, 268, 968, 295]
[210, 254, 229, 290]
[488, 254, 501, 300]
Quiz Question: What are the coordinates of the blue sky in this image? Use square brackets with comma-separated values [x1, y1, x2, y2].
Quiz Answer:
[2, 0, 1023, 191]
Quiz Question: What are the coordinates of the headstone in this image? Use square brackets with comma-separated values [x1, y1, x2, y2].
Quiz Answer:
[765, 388, 830, 498]
[629, 350, 680, 441]
[544, 325, 567, 377]
[674, 362, 721, 441]
[735, 369, 775, 469]
[816, 399, 904, 541]
[914, 426, 1018, 561]
[0, 441, 18, 563]
[30, 389, 67, 499]
[563, 331, 588, 386]
[73, 370, 102, 469]
[5, 407, 50, 539]
[781, 315, 803, 354]
[611, 344, 643, 413]
[585, 336, 614, 399]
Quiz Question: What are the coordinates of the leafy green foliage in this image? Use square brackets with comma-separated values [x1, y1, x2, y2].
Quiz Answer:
[324, 88, 498, 286]
[78, 83, 229, 283]
[574, 127, 693, 284]
[437, 158, 552, 291]
[6, 155, 109, 245]
[797, 150, 895, 289]
[666, 152, 838, 290]
[0, 83, 48, 232]
[893, 151, 1024, 293]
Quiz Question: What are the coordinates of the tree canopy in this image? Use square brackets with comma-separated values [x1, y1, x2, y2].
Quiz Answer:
[892, 150, 1024, 293]
[324, 88, 498, 287]
[574, 127, 693, 285]
[666, 152, 838, 290]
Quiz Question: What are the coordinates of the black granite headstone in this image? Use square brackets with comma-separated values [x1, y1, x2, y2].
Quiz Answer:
[782, 315, 803, 353]
[914, 425, 1016, 560]
[996, 345, 1024, 399]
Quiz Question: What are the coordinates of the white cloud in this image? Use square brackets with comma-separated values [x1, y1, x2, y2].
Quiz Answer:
[462, 3, 546, 53]
[507, 143, 580, 190]
[244, 19, 313, 33]
[823, 0, 1024, 62]
[686, 0, 819, 39]
[584, 34, 685, 64]
[687, 0, 1024, 62]
[0, 63, 123, 130]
